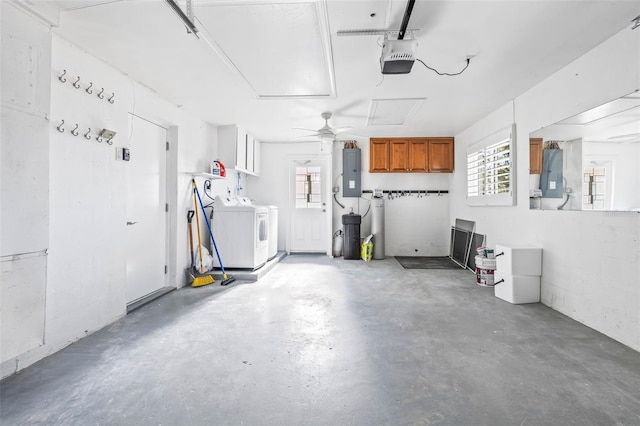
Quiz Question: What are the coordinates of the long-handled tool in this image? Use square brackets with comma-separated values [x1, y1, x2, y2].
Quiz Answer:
[187, 210, 195, 267]
[191, 182, 215, 288]
[192, 179, 235, 286]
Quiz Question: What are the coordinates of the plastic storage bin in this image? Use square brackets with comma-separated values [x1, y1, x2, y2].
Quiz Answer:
[495, 244, 542, 276]
[494, 272, 541, 304]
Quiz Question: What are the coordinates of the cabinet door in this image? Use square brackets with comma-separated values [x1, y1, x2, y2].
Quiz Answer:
[389, 139, 409, 172]
[529, 138, 542, 174]
[246, 134, 255, 173]
[408, 140, 428, 172]
[369, 139, 389, 172]
[428, 138, 454, 172]
[253, 138, 261, 176]
[236, 128, 247, 170]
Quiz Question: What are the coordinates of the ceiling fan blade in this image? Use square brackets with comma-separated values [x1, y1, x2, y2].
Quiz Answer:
[292, 127, 319, 132]
[333, 126, 353, 134]
[287, 133, 321, 140]
[332, 99, 367, 116]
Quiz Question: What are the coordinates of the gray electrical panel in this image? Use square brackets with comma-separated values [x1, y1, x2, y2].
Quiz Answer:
[343, 149, 361, 197]
[540, 149, 564, 198]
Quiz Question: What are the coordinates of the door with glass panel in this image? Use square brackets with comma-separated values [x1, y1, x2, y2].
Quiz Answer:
[289, 157, 329, 253]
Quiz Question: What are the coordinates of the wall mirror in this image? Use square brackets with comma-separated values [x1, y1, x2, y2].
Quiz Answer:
[529, 91, 640, 211]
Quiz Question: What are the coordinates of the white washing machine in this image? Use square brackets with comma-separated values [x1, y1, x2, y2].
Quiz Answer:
[238, 197, 277, 260]
[211, 196, 268, 270]
[267, 206, 278, 260]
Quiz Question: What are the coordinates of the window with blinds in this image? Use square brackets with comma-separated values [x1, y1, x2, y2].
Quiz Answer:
[466, 125, 515, 206]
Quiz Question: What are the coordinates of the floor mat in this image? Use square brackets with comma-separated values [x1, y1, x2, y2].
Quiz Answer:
[395, 256, 463, 270]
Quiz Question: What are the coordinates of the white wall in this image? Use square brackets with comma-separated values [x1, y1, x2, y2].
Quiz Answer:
[450, 26, 640, 351]
[247, 141, 331, 254]
[1, 2, 51, 366]
[356, 140, 451, 256]
[1, 7, 236, 377]
[249, 138, 452, 257]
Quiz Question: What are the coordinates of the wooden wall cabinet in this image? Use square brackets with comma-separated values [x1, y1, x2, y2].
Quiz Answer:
[428, 138, 455, 172]
[370, 139, 389, 172]
[369, 137, 454, 173]
[529, 138, 542, 174]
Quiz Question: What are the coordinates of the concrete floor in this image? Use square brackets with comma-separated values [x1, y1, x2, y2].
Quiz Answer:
[2, 254, 640, 426]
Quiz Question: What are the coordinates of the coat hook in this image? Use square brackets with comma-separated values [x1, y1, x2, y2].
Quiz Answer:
[97, 88, 104, 99]
[106, 137, 113, 145]
[84, 128, 92, 140]
[108, 93, 115, 104]
[96, 135, 103, 143]
[56, 120, 65, 132]
[71, 124, 79, 136]
[58, 70, 67, 83]
[86, 82, 93, 94]
[73, 76, 81, 89]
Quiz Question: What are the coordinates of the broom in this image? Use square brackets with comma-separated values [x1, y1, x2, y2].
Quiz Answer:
[192, 179, 235, 286]
[190, 181, 215, 287]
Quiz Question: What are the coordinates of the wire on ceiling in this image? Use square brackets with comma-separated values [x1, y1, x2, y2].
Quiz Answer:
[416, 57, 471, 76]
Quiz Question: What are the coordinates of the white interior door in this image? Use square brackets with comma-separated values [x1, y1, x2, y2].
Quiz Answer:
[289, 157, 330, 253]
[126, 115, 168, 304]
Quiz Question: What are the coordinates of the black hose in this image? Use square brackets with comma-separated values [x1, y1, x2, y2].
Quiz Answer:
[557, 193, 570, 210]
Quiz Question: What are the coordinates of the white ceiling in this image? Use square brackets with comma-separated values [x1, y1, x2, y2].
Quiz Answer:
[50, 0, 640, 142]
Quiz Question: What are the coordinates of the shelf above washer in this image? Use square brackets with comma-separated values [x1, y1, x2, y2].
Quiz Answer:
[187, 172, 225, 179]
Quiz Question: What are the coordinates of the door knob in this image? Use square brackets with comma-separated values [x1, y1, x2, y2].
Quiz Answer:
[126, 221, 137, 226]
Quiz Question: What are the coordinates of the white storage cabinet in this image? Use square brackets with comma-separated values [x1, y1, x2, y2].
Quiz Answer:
[217, 125, 260, 176]
[494, 244, 542, 304]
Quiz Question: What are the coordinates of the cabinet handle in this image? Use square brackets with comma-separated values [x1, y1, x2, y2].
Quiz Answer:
[495, 252, 505, 257]
[494, 279, 505, 285]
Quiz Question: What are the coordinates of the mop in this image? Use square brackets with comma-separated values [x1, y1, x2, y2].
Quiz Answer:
[192, 179, 236, 286]
[190, 182, 215, 287]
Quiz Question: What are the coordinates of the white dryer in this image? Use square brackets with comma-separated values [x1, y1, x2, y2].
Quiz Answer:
[267, 206, 278, 260]
[211, 196, 268, 270]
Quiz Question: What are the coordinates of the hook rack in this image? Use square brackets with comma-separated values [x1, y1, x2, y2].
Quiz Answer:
[362, 189, 449, 200]
[55, 70, 115, 104]
[98, 128, 116, 145]
[55, 119, 115, 146]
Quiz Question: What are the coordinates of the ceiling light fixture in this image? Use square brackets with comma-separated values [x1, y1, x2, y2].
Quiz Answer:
[164, 0, 199, 38]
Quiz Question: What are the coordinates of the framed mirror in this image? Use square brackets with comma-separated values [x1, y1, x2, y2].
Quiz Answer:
[529, 91, 640, 211]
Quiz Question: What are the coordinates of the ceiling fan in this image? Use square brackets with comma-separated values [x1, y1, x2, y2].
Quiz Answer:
[293, 112, 352, 142]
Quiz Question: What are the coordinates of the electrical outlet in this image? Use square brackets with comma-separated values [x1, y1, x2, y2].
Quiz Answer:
[116, 147, 130, 161]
